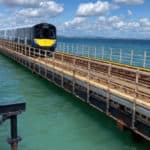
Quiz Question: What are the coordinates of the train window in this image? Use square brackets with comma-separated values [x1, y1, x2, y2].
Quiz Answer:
[126, 107, 131, 112]
[136, 112, 140, 116]
[126, 108, 129, 111]
[39, 28, 55, 38]
[35, 26, 55, 38]
[120, 105, 125, 110]
[43, 29, 54, 38]
[141, 114, 146, 119]
[113, 101, 117, 105]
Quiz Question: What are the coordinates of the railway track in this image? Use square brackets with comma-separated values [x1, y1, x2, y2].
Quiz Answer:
[53, 52, 150, 105]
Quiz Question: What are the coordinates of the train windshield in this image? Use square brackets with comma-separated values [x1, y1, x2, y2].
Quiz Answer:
[42, 28, 55, 38]
[35, 26, 55, 39]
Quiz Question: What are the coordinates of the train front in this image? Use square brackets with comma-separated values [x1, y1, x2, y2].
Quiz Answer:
[33, 23, 56, 51]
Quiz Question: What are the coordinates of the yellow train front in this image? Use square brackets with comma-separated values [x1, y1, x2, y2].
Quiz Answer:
[32, 23, 56, 51]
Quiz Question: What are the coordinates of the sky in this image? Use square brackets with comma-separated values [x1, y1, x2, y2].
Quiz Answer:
[0, 0, 150, 39]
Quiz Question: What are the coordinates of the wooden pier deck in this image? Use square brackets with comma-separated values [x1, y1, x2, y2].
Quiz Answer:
[0, 40, 149, 141]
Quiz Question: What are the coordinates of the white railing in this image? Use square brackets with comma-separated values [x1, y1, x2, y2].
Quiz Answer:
[57, 42, 150, 69]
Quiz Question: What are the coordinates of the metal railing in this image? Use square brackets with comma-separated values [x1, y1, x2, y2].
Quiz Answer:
[57, 42, 150, 69]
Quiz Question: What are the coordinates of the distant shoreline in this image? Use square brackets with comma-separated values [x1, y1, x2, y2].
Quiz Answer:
[58, 35, 150, 41]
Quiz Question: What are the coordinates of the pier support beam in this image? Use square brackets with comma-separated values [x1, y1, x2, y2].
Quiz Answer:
[0, 102, 26, 150]
[8, 115, 21, 150]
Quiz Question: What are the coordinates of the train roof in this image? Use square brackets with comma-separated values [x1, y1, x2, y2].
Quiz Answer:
[33, 23, 56, 28]
[0, 23, 56, 31]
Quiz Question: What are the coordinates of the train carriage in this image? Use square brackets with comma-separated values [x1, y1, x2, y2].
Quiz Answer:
[0, 23, 57, 53]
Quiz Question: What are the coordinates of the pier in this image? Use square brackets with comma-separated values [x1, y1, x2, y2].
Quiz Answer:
[0, 39, 149, 141]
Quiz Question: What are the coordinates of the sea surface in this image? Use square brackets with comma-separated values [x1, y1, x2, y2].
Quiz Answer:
[57, 37, 150, 68]
[0, 50, 150, 149]
[57, 37, 150, 51]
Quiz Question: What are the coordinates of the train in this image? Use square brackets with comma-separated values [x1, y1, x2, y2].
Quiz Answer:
[0, 23, 57, 52]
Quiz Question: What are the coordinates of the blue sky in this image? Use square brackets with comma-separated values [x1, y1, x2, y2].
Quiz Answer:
[0, 0, 150, 38]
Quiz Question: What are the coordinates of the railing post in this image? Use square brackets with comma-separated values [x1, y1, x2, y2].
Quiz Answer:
[20, 45, 23, 54]
[82, 45, 84, 57]
[57, 42, 60, 50]
[61, 43, 63, 53]
[130, 50, 133, 66]
[61, 42, 63, 51]
[29, 47, 30, 57]
[24, 37, 27, 45]
[33, 48, 36, 57]
[64, 43, 67, 53]
[132, 69, 139, 129]
[94, 47, 96, 59]
[62, 42, 64, 52]
[52, 52, 55, 82]
[38, 49, 40, 59]
[76, 44, 78, 55]
[57, 42, 59, 50]
[143, 51, 147, 68]
[61, 54, 64, 88]
[19, 45, 21, 54]
[45, 50, 47, 58]
[71, 44, 74, 54]
[87, 58, 90, 103]
[67, 44, 69, 54]
[17, 38, 20, 44]
[25, 44, 27, 56]
[73, 57, 76, 94]
[88, 47, 90, 58]
[101, 47, 104, 60]
[106, 64, 111, 114]
[110, 48, 112, 61]
[119, 49, 122, 63]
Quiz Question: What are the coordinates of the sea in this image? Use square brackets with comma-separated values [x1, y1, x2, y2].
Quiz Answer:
[57, 37, 150, 68]
[0, 37, 150, 150]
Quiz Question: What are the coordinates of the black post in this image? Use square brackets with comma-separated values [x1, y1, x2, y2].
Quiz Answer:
[8, 115, 21, 150]
[0, 102, 26, 150]
[11, 115, 17, 140]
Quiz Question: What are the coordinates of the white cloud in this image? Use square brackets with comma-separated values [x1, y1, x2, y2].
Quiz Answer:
[128, 10, 132, 16]
[115, 21, 125, 28]
[108, 16, 125, 29]
[98, 16, 106, 24]
[77, 1, 118, 17]
[96, 16, 150, 32]
[0, 13, 4, 18]
[64, 17, 87, 28]
[97, 16, 150, 33]
[108, 16, 120, 23]
[18, 1, 64, 18]
[114, 0, 144, 5]
[18, 9, 40, 17]
[0, 1, 64, 29]
[40, 1, 64, 14]
[140, 18, 150, 27]
[139, 18, 150, 32]
[0, 0, 44, 7]
[127, 22, 140, 29]
[64, 15, 130, 33]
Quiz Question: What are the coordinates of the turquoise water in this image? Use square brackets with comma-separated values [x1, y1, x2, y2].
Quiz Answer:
[0, 54, 150, 150]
